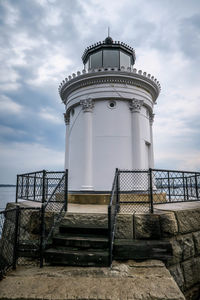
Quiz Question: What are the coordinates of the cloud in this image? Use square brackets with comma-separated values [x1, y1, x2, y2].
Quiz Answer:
[27, 51, 73, 86]
[155, 148, 200, 171]
[0, 142, 64, 183]
[0, 1, 20, 26]
[39, 107, 63, 124]
[0, 95, 23, 114]
[0, 0, 200, 184]
[0, 125, 26, 137]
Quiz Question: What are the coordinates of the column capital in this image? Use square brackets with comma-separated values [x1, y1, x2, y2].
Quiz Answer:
[129, 99, 144, 113]
[80, 98, 94, 112]
[63, 112, 70, 125]
[149, 112, 155, 125]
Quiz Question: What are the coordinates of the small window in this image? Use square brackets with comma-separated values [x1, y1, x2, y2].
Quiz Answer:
[108, 100, 116, 109]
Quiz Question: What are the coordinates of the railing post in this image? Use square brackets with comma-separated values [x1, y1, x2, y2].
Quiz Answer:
[149, 168, 154, 213]
[167, 171, 171, 202]
[13, 205, 20, 270]
[45, 176, 48, 199]
[42, 170, 46, 204]
[64, 169, 68, 212]
[116, 168, 119, 213]
[182, 172, 186, 201]
[33, 174, 36, 201]
[15, 175, 19, 203]
[21, 176, 24, 198]
[195, 174, 199, 200]
[108, 205, 112, 267]
[40, 170, 46, 268]
[25, 175, 29, 199]
[185, 176, 189, 201]
[40, 203, 45, 268]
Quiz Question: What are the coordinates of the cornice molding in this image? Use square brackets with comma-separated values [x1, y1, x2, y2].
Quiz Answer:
[59, 70, 160, 104]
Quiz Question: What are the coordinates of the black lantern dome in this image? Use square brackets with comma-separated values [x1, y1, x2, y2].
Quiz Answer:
[82, 36, 136, 70]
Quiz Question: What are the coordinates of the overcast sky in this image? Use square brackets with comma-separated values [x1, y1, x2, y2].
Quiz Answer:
[0, 0, 200, 183]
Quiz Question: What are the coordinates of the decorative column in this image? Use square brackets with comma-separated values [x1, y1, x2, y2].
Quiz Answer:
[64, 112, 70, 170]
[80, 98, 94, 190]
[149, 112, 155, 168]
[129, 99, 144, 169]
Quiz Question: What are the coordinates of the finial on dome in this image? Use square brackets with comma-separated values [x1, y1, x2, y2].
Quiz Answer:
[104, 26, 113, 44]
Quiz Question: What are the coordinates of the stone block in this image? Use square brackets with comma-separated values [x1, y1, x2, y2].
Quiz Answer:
[134, 214, 161, 239]
[176, 234, 195, 261]
[182, 257, 200, 289]
[193, 231, 200, 255]
[159, 212, 178, 237]
[115, 214, 133, 239]
[169, 264, 185, 291]
[184, 284, 200, 300]
[166, 239, 182, 266]
[61, 213, 108, 228]
[175, 209, 200, 234]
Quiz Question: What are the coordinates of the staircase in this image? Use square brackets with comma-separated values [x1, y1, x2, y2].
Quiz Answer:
[44, 213, 109, 267]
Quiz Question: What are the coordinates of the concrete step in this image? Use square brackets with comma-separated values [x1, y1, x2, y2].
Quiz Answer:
[45, 247, 109, 267]
[114, 239, 172, 261]
[52, 233, 109, 249]
[59, 224, 108, 237]
[0, 261, 186, 300]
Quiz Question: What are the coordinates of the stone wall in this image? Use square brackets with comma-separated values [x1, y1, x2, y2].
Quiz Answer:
[114, 208, 200, 300]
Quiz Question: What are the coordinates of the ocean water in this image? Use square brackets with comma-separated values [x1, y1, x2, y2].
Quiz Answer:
[0, 186, 16, 211]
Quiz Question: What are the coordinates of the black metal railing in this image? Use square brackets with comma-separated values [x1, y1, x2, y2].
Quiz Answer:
[108, 168, 119, 266]
[16, 170, 66, 203]
[117, 168, 200, 214]
[39, 169, 68, 267]
[119, 169, 153, 213]
[152, 169, 200, 203]
[0, 207, 19, 279]
[0, 206, 41, 280]
[0, 169, 69, 275]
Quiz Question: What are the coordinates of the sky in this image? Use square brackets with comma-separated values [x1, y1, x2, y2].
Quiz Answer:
[0, 0, 200, 184]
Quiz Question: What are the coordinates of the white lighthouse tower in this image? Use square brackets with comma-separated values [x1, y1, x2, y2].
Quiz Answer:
[59, 36, 160, 192]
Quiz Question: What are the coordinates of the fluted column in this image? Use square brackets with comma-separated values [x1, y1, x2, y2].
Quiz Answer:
[64, 112, 70, 170]
[80, 99, 94, 190]
[149, 112, 155, 168]
[129, 99, 144, 169]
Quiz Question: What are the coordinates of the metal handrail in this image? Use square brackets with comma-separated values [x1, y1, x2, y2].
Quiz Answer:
[108, 168, 119, 267]
[40, 169, 68, 267]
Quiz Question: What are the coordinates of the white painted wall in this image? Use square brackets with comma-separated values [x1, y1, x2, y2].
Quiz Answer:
[64, 82, 155, 191]
[66, 98, 154, 191]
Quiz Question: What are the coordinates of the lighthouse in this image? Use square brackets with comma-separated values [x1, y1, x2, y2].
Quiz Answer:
[59, 36, 160, 192]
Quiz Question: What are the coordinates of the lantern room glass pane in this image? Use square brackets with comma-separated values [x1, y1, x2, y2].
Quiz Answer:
[90, 51, 102, 69]
[120, 51, 131, 68]
[84, 59, 89, 70]
[103, 50, 119, 68]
